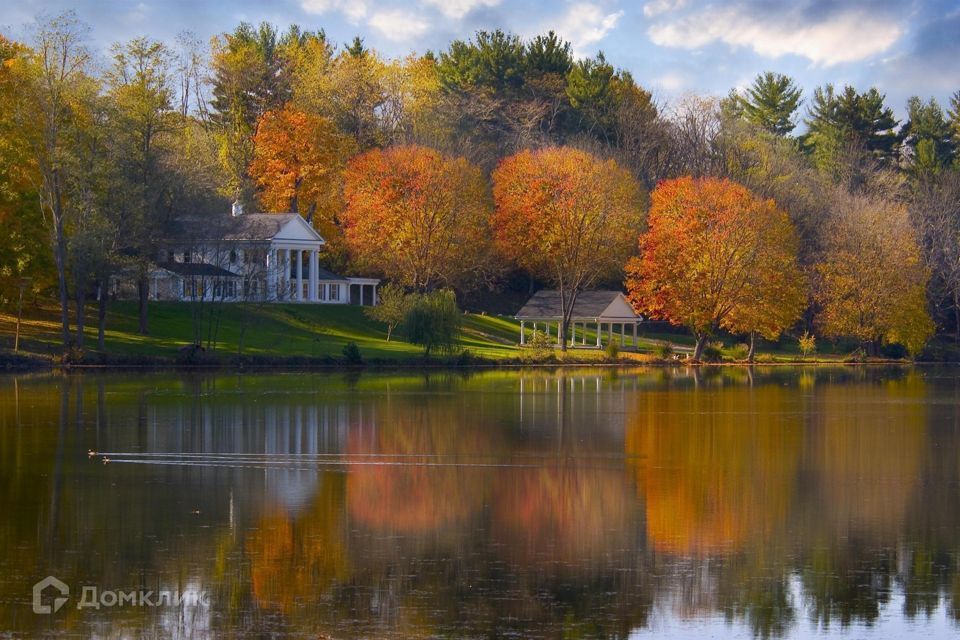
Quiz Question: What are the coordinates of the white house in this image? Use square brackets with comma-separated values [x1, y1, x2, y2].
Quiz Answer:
[112, 206, 379, 305]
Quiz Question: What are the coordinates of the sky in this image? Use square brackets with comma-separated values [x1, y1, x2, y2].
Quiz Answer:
[2, 0, 958, 120]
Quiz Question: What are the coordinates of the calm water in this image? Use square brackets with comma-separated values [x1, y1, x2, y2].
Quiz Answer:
[1, 367, 960, 638]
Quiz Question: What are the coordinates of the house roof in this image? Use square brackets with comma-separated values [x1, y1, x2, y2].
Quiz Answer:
[515, 290, 641, 321]
[156, 262, 241, 278]
[222, 214, 299, 241]
[316, 267, 348, 281]
[166, 213, 323, 243]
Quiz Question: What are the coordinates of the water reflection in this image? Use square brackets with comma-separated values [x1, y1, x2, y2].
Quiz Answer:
[1, 367, 959, 638]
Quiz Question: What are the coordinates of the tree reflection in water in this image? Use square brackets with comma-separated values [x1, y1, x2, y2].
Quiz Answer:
[0, 367, 958, 638]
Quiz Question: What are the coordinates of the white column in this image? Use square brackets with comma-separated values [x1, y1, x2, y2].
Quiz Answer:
[267, 249, 274, 299]
[596, 322, 602, 347]
[293, 249, 303, 302]
[310, 250, 319, 301]
[283, 249, 291, 300]
[570, 322, 576, 347]
[520, 320, 526, 345]
[372, 284, 378, 306]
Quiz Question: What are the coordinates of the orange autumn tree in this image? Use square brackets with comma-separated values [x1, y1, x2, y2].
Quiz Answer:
[249, 103, 352, 241]
[491, 147, 644, 351]
[341, 145, 491, 290]
[626, 177, 805, 360]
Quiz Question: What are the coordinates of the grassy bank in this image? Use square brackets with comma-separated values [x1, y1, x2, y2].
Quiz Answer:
[0, 301, 865, 369]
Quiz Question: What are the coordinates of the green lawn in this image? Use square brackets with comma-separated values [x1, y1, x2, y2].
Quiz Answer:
[0, 300, 855, 365]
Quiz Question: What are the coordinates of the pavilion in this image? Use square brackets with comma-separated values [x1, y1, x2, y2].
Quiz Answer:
[515, 290, 643, 348]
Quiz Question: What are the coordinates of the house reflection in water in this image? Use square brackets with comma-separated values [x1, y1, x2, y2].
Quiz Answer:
[1, 368, 959, 638]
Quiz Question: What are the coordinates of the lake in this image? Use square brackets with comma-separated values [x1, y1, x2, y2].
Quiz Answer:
[1, 366, 959, 638]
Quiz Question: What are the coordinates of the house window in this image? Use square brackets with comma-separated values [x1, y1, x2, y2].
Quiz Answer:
[184, 278, 204, 298]
[329, 284, 339, 301]
[183, 252, 192, 264]
[229, 250, 238, 264]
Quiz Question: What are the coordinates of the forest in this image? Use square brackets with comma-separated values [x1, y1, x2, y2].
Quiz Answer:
[2, 11, 960, 359]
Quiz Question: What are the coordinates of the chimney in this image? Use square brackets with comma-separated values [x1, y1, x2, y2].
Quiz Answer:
[231, 200, 244, 217]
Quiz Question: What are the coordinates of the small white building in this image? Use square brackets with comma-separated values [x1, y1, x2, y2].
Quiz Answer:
[515, 290, 643, 348]
[112, 209, 379, 305]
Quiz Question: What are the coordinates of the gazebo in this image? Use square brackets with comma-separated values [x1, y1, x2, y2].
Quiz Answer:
[515, 290, 643, 348]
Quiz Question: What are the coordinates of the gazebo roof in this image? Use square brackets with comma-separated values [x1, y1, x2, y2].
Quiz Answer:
[515, 290, 641, 321]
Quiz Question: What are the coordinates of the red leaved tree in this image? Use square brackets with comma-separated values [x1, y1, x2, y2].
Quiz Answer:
[341, 144, 492, 291]
[250, 103, 353, 242]
[626, 176, 806, 360]
[491, 147, 644, 350]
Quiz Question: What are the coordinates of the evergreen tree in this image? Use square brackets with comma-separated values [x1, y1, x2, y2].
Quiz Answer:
[734, 72, 802, 136]
[901, 96, 953, 176]
[948, 90, 960, 165]
[804, 84, 899, 170]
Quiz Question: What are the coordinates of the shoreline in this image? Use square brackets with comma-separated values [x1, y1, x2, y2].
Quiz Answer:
[0, 352, 929, 374]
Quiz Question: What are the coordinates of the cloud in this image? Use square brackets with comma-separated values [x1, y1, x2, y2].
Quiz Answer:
[300, 0, 368, 24]
[654, 72, 688, 93]
[880, 9, 960, 94]
[552, 3, 624, 56]
[420, 0, 501, 20]
[368, 9, 431, 42]
[643, 0, 687, 18]
[648, 3, 903, 66]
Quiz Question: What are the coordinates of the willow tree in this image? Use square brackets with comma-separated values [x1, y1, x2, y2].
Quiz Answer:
[492, 147, 644, 351]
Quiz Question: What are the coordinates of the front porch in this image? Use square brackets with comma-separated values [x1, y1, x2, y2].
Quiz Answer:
[270, 247, 379, 305]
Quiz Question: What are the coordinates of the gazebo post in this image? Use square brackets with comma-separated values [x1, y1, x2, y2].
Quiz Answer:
[596, 322, 602, 348]
[520, 320, 526, 345]
[570, 322, 576, 347]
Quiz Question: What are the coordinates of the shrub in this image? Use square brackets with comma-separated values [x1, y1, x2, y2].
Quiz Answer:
[730, 343, 750, 360]
[798, 331, 816, 357]
[701, 341, 724, 362]
[844, 346, 867, 363]
[605, 338, 620, 361]
[654, 342, 675, 359]
[528, 329, 554, 356]
[341, 341, 362, 364]
[403, 289, 462, 356]
[363, 282, 410, 341]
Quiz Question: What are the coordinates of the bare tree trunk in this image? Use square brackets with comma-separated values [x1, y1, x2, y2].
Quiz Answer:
[74, 277, 85, 349]
[693, 333, 707, 360]
[558, 289, 576, 353]
[97, 277, 108, 350]
[137, 270, 149, 335]
[747, 331, 756, 362]
[14, 285, 24, 352]
[54, 197, 70, 347]
[954, 290, 959, 343]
